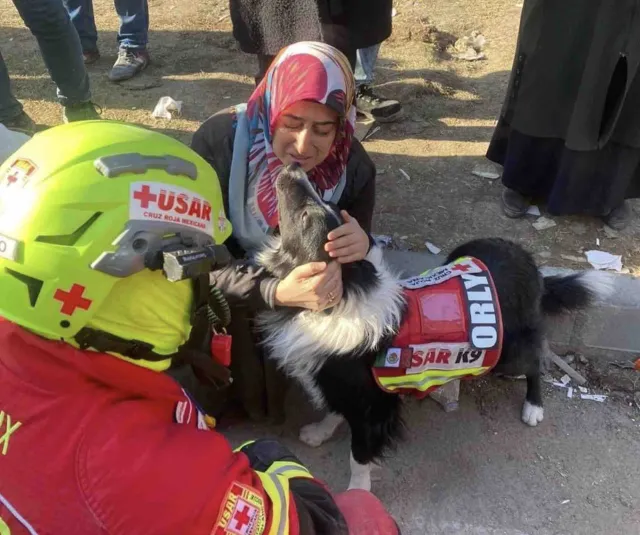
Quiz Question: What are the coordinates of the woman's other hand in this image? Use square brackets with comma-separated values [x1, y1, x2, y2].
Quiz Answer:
[274, 261, 343, 311]
[325, 211, 370, 264]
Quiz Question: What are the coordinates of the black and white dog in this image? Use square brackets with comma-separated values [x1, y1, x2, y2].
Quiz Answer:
[255, 165, 610, 490]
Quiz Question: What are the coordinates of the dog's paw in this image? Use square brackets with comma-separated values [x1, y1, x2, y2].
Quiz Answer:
[299, 413, 344, 447]
[299, 423, 331, 447]
[521, 400, 544, 427]
[347, 475, 372, 492]
[348, 454, 372, 491]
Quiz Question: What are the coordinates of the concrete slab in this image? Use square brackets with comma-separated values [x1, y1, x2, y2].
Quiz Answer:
[383, 249, 445, 276]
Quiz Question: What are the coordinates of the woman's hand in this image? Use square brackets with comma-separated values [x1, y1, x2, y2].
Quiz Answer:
[274, 261, 343, 311]
[325, 211, 370, 264]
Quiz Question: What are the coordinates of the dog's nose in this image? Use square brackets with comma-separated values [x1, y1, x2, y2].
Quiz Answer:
[276, 163, 308, 189]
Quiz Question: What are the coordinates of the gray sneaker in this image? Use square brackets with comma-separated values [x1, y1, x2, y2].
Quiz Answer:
[109, 48, 150, 82]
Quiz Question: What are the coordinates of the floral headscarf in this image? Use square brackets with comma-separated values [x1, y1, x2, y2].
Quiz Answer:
[244, 42, 356, 230]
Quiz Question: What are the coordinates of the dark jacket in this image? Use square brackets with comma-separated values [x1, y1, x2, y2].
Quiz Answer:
[500, 0, 640, 150]
[190, 107, 376, 313]
[230, 0, 393, 56]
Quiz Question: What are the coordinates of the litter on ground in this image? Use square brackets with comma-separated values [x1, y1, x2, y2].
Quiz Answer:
[532, 216, 557, 231]
[585, 250, 623, 272]
[151, 96, 183, 119]
[581, 394, 608, 402]
[526, 205, 541, 216]
[425, 241, 442, 254]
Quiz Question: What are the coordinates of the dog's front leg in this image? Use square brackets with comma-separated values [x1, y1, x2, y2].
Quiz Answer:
[299, 412, 345, 447]
[348, 452, 372, 491]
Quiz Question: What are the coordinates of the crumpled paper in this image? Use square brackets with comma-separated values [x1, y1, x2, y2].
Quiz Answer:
[152, 96, 183, 119]
[585, 250, 623, 272]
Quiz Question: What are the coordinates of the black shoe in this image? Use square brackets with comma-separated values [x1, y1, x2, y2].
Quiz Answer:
[356, 85, 403, 123]
[501, 188, 529, 218]
[62, 102, 102, 123]
[602, 201, 632, 230]
[2, 111, 37, 135]
[83, 49, 101, 65]
[109, 48, 150, 82]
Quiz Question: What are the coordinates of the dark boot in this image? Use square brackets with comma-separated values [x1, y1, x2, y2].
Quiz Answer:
[602, 201, 632, 230]
[501, 188, 530, 218]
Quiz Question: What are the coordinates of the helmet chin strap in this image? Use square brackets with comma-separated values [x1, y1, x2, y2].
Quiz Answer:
[77, 243, 234, 389]
[73, 274, 232, 389]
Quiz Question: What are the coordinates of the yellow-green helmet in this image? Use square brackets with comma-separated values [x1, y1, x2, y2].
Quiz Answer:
[0, 120, 232, 341]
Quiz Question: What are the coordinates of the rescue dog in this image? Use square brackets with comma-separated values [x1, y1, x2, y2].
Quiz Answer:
[255, 164, 611, 491]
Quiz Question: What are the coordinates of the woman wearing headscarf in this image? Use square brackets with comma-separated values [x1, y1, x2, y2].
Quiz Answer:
[188, 42, 376, 422]
[489, 0, 640, 230]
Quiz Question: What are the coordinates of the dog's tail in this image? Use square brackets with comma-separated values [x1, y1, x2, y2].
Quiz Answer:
[541, 271, 614, 315]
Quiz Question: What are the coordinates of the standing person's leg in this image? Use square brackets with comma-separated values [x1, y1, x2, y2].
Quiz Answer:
[354, 44, 380, 88]
[0, 50, 35, 132]
[110, 0, 150, 82]
[255, 54, 276, 86]
[11, 0, 100, 123]
[354, 43, 402, 122]
[62, 0, 100, 63]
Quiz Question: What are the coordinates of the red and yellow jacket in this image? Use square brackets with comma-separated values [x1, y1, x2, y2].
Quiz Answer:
[0, 321, 336, 535]
[373, 257, 503, 397]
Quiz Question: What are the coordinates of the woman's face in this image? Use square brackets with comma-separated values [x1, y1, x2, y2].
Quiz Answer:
[272, 100, 339, 172]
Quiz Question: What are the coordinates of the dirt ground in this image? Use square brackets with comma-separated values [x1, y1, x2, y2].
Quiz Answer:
[2, 0, 640, 274]
[226, 378, 640, 535]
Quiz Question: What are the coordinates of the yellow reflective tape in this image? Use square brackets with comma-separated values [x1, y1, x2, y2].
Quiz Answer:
[378, 370, 472, 384]
[234, 440, 255, 453]
[381, 367, 488, 386]
[379, 367, 490, 392]
[256, 472, 290, 535]
[266, 461, 313, 480]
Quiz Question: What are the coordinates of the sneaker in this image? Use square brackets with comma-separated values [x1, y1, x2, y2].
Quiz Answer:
[2, 111, 37, 135]
[83, 49, 101, 65]
[356, 85, 403, 123]
[602, 201, 632, 230]
[109, 48, 150, 82]
[62, 102, 102, 123]
[501, 188, 530, 218]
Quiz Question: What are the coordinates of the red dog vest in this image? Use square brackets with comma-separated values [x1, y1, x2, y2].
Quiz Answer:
[373, 257, 503, 397]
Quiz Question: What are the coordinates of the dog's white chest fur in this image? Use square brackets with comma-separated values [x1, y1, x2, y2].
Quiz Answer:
[256, 246, 405, 407]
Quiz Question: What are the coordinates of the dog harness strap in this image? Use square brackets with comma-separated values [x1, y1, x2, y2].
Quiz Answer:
[373, 257, 503, 397]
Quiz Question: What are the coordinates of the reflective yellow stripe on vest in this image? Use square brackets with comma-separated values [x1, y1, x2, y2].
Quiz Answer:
[255, 461, 314, 535]
[379, 366, 490, 392]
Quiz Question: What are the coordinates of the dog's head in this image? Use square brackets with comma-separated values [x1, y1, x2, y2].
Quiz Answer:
[274, 164, 344, 267]
[258, 165, 406, 355]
